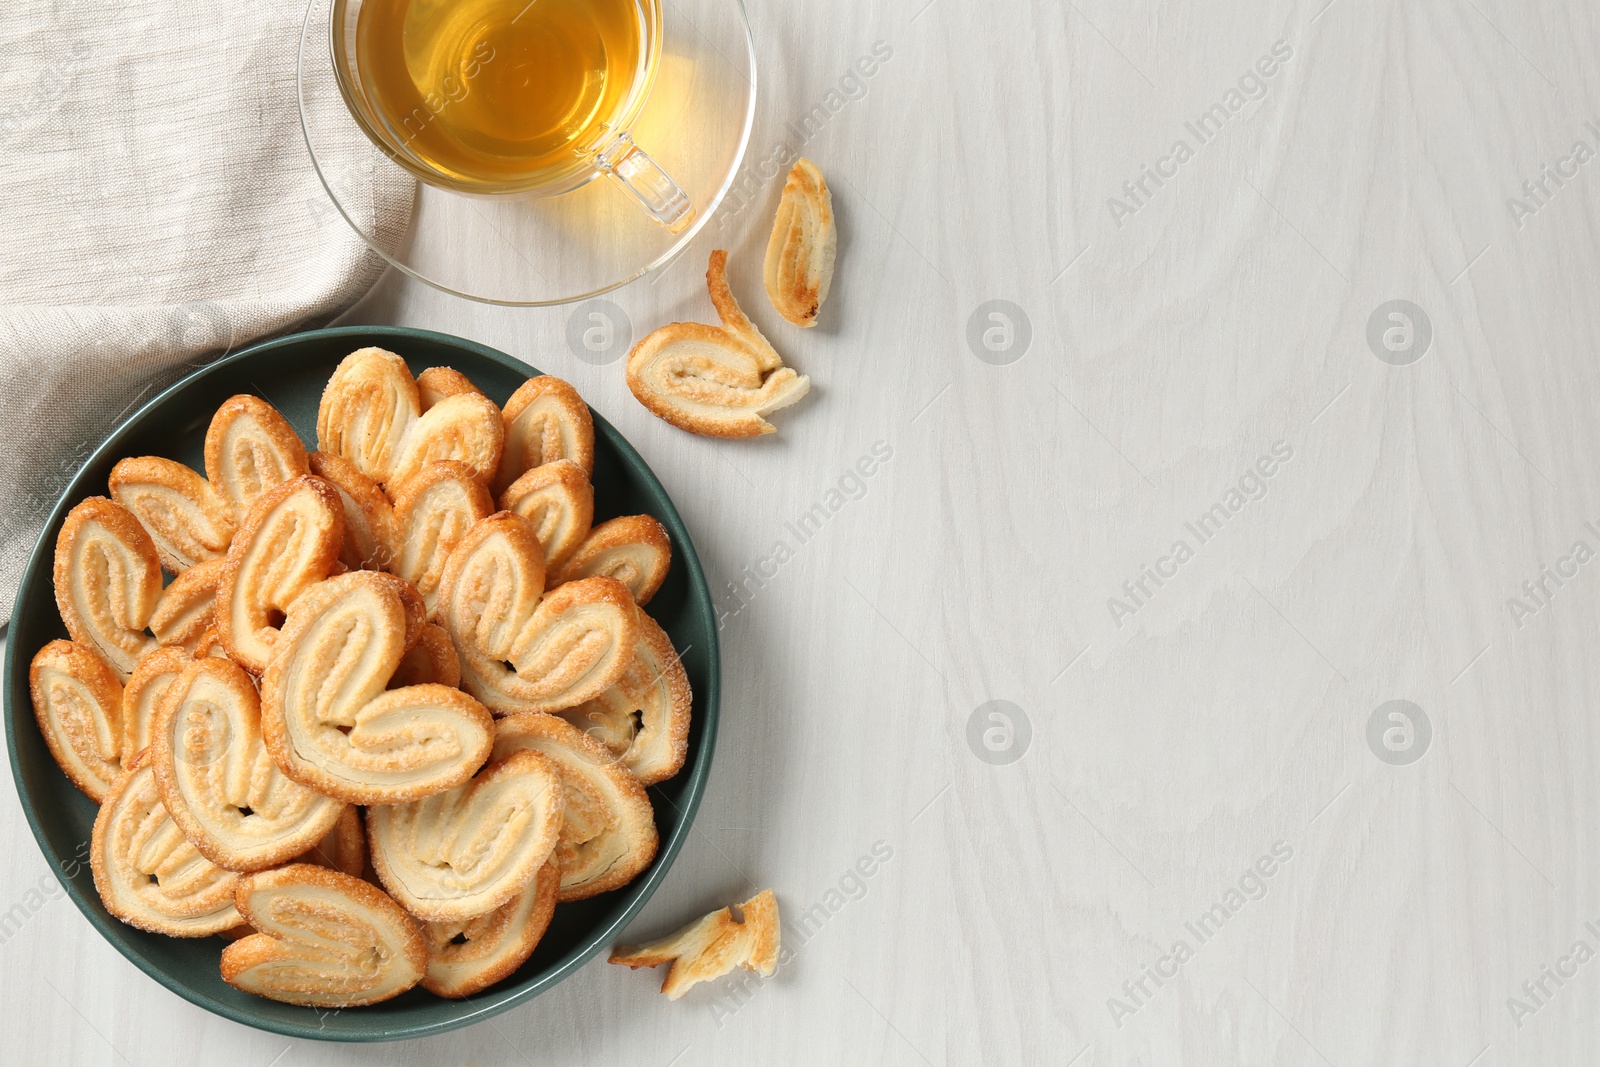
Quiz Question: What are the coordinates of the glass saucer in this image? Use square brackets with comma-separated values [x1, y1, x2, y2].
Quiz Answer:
[296, 0, 757, 306]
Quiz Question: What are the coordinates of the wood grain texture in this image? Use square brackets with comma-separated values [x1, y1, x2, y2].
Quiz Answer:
[4, 0, 1600, 1062]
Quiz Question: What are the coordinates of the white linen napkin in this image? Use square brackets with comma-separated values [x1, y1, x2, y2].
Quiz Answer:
[0, 0, 414, 623]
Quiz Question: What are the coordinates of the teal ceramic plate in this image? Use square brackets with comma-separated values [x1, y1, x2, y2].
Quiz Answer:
[3, 326, 719, 1041]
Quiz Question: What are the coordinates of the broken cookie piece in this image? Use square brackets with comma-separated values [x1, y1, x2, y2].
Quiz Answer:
[625, 251, 810, 438]
[609, 888, 780, 999]
[764, 159, 836, 327]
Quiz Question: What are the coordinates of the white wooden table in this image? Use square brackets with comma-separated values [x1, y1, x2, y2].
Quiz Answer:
[6, 0, 1600, 1062]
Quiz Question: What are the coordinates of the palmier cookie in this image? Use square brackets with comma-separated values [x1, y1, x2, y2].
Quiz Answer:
[548, 514, 672, 606]
[108, 395, 308, 572]
[91, 751, 242, 936]
[421, 858, 560, 998]
[492, 375, 595, 494]
[316, 347, 503, 490]
[493, 714, 657, 902]
[437, 513, 638, 715]
[204, 395, 311, 521]
[122, 645, 196, 759]
[626, 250, 810, 438]
[417, 366, 483, 410]
[150, 657, 348, 872]
[214, 474, 344, 673]
[308, 451, 396, 571]
[221, 864, 426, 1008]
[147, 557, 227, 652]
[558, 609, 691, 785]
[368, 749, 563, 922]
[498, 458, 594, 573]
[388, 462, 494, 617]
[53, 496, 161, 677]
[259, 570, 494, 804]
[106, 458, 232, 574]
[30, 640, 125, 801]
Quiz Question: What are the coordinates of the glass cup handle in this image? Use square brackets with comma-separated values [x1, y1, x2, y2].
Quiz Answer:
[594, 133, 695, 234]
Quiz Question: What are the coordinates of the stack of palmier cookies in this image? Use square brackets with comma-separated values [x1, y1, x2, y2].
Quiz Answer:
[29, 350, 691, 1007]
